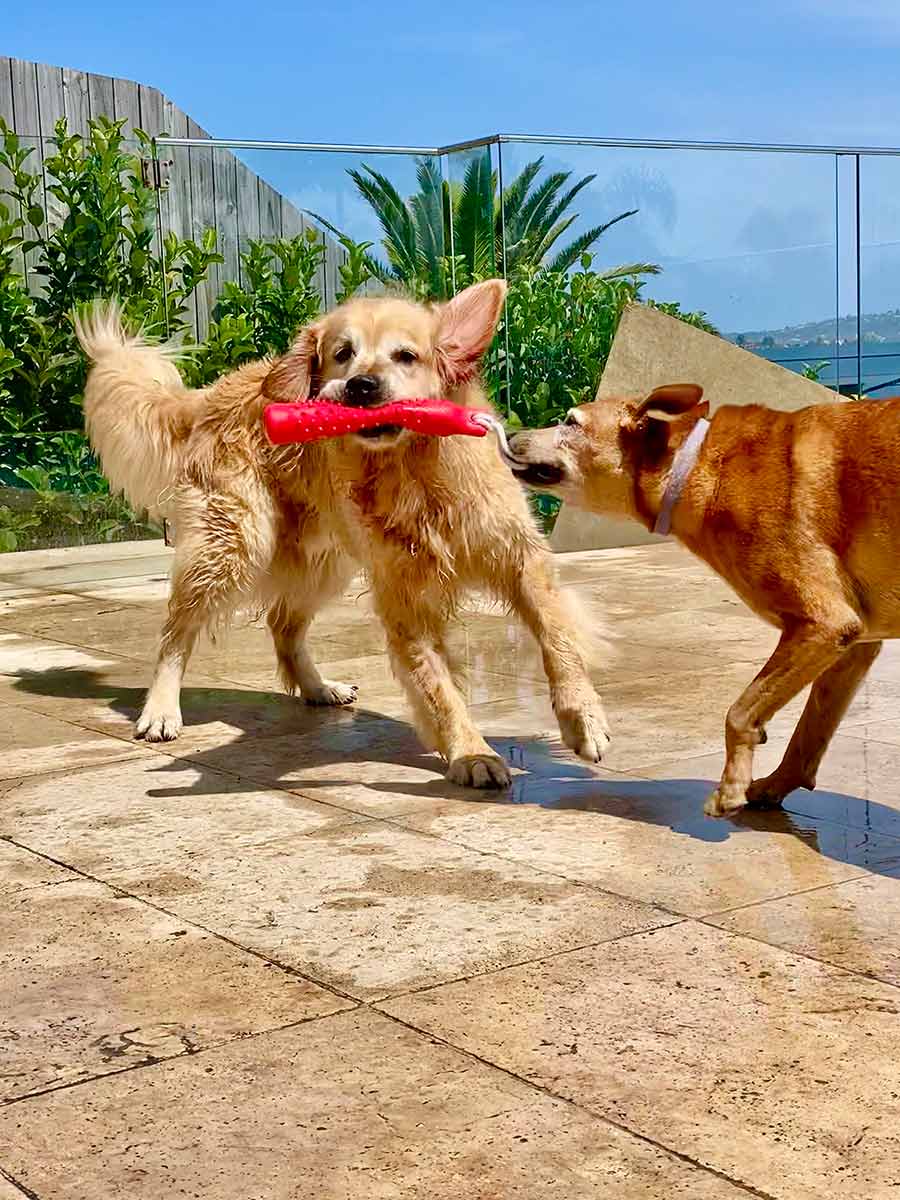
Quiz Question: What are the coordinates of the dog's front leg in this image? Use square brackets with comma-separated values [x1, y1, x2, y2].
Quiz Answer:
[707, 614, 863, 818]
[375, 588, 510, 789]
[504, 552, 610, 762]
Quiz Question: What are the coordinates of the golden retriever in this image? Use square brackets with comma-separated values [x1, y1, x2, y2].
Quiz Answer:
[508, 382, 900, 815]
[75, 280, 609, 787]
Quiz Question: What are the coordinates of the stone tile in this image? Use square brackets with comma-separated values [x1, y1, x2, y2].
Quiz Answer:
[0, 755, 363, 880]
[610, 602, 777, 659]
[397, 770, 900, 916]
[0, 1009, 749, 1200]
[0, 588, 87, 619]
[709, 872, 900, 985]
[6, 653, 367, 754]
[0, 756, 671, 1001]
[0, 703, 148, 780]
[0, 840, 73, 896]
[0, 1177, 28, 1199]
[0, 537, 169, 577]
[0, 551, 173, 591]
[382, 921, 900, 1200]
[0, 632, 123, 702]
[0, 878, 348, 1101]
[179, 713, 449, 799]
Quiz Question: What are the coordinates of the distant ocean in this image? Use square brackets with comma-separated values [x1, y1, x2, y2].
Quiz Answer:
[741, 340, 900, 397]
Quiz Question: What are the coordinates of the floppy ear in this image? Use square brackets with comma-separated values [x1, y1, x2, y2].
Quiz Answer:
[263, 323, 322, 401]
[435, 279, 507, 385]
[631, 383, 707, 425]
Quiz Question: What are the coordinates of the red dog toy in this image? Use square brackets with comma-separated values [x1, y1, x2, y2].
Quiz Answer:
[264, 398, 493, 445]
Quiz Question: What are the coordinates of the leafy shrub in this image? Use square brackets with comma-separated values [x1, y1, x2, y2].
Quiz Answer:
[497, 257, 716, 428]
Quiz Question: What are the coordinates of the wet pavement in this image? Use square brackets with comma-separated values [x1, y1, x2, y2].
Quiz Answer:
[1, 538, 899, 1199]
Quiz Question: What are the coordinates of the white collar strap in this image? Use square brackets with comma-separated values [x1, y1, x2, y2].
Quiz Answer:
[653, 418, 710, 537]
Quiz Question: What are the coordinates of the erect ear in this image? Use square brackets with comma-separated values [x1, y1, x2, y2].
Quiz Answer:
[630, 383, 707, 426]
[435, 279, 507, 385]
[263, 322, 323, 401]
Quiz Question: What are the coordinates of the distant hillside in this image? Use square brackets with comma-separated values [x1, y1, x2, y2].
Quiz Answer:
[730, 310, 900, 349]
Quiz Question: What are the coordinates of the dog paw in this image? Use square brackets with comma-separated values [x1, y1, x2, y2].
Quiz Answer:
[704, 784, 748, 819]
[304, 680, 359, 707]
[745, 772, 804, 810]
[556, 697, 611, 763]
[136, 708, 183, 742]
[447, 753, 512, 790]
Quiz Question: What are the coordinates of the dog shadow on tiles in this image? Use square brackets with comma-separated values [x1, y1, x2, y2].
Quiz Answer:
[11, 664, 900, 881]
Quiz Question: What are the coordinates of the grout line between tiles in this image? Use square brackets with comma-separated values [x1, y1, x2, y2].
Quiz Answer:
[0, 834, 360, 1007]
[0, 1166, 40, 1199]
[375, 1005, 783, 1200]
[0, 1007, 355, 1112]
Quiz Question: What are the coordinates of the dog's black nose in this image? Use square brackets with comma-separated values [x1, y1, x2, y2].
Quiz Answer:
[345, 374, 382, 407]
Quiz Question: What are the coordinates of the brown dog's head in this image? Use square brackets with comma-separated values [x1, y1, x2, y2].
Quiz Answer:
[264, 279, 507, 449]
[508, 384, 708, 518]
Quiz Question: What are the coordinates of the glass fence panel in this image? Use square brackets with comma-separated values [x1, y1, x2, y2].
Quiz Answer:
[158, 141, 446, 339]
[859, 154, 900, 399]
[495, 140, 842, 423]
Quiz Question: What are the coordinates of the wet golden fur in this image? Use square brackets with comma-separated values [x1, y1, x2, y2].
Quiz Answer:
[75, 282, 609, 787]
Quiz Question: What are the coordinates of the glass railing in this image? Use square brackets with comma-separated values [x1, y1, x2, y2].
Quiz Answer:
[4, 127, 900, 552]
[493, 138, 847, 419]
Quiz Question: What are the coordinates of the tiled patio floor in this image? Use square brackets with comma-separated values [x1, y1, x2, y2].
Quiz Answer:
[1, 538, 899, 1199]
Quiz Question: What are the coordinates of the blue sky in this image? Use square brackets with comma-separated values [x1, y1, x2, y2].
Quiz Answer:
[6, 1, 900, 340]
[5, 0, 899, 146]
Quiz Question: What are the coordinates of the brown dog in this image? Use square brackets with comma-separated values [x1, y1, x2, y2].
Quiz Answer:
[75, 281, 609, 788]
[509, 384, 894, 816]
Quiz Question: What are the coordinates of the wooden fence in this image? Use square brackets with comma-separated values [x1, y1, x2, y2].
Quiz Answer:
[0, 55, 351, 334]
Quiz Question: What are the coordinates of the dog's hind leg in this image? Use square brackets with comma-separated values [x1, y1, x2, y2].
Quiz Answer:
[137, 485, 274, 742]
[746, 639, 882, 809]
[267, 550, 358, 706]
[706, 607, 864, 817]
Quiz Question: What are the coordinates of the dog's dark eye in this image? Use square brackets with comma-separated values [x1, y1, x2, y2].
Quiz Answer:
[393, 349, 417, 365]
[564, 412, 581, 428]
[334, 344, 353, 364]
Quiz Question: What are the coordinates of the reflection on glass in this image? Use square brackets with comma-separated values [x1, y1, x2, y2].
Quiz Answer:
[860, 155, 900, 399]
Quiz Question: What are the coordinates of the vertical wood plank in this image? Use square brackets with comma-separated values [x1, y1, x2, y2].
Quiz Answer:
[35, 62, 65, 132]
[280, 197, 304, 240]
[87, 72, 115, 121]
[234, 159, 261, 289]
[0, 57, 15, 126]
[9, 59, 44, 294]
[187, 134, 217, 337]
[112, 76, 142, 144]
[61, 68, 91, 137]
[0, 58, 24, 277]
[35, 63, 66, 232]
[323, 231, 341, 307]
[212, 146, 239, 289]
[257, 177, 281, 241]
[156, 102, 194, 335]
[138, 84, 166, 137]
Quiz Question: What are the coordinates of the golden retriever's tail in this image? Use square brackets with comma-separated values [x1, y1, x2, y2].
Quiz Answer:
[74, 301, 200, 517]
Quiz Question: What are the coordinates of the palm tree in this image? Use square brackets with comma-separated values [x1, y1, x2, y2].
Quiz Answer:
[308, 155, 656, 299]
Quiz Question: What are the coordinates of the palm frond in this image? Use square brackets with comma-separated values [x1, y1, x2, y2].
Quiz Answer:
[304, 209, 395, 283]
[544, 209, 640, 274]
[348, 166, 418, 279]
